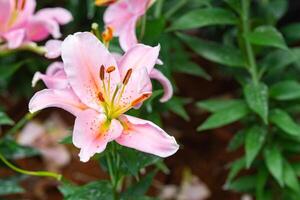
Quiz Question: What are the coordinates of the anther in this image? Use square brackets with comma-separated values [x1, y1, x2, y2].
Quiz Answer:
[100, 65, 105, 80]
[95, 0, 116, 6]
[98, 92, 105, 102]
[122, 68, 133, 85]
[102, 26, 114, 43]
[106, 66, 116, 73]
[20, 0, 26, 10]
[131, 93, 151, 107]
[14, 0, 18, 9]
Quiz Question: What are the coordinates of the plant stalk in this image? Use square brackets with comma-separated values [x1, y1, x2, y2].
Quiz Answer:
[6, 112, 39, 136]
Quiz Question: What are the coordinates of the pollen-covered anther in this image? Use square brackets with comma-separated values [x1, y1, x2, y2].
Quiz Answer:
[102, 26, 114, 43]
[131, 93, 151, 107]
[106, 66, 116, 73]
[98, 92, 105, 102]
[122, 68, 133, 85]
[95, 0, 116, 6]
[100, 65, 105, 80]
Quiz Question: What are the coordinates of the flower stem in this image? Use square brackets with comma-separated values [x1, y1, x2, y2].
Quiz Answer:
[154, 0, 164, 18]
[106, 148, 119, 200]
[241, 0, 258, 84]
[0, 152, 62, 181]
[6, 112, 39, 136]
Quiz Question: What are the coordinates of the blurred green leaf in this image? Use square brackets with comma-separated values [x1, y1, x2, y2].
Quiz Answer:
[0, 176, 25, 196]
[197, 99, 243, 113]
[283, 160, 300, 193]
[173, 61, 211, 80]
[270, 81, 300, 101]
[282, 23, 300, 44]
[270, 109, 300, 137]
[165, 97, 190, 121]
[177, 33, 245, 67]
[246, 26, 287, 50]
[0, 112, 14, 126]
[169, 8, 237, 31]
[225, 0, 241, 15]
[226, 157, 245, 184]
[256, 167, 269, 200]
[244, 82, 268, 124]
[59, 135, 72, 144]
[245, 126, 267, 168]
[227, 130, 246, 151]
[264, 145, 283, 186]
[60, 181, 114, 200]
[197, 101, 249, 131]
[224, 175, 256, 192]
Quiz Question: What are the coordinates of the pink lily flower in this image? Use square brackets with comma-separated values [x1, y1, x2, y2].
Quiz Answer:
[103, 0, 151, 51]
[29, 32, 179, 162]
[0, 0, 72, 49]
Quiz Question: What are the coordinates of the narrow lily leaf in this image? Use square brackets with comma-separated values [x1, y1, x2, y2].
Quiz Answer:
[197, 99, 243, 113]
[283, 160, 300, 193]
[197, 101, 249, 131]
[173, 61, 211, 80]
[282, 23, 300, 44]
[269, 81, 300, 101]
[0, 176, 25, 196]
[224, 0, 241, 15]
[227, 130, 246, 152]
[169, 8, 237, 31]
[256, 167, 269, 200]
[177, 33, 245, 67]
[264, 145, 284, 186]
[270, 109, 300, 137]
[244, 83, 268, 124]
[226, 157, 245, 184]
[245, 126, 267, 168]
[245, 26, 287, 50]
[224, 175, 256, 192]
[0, 111, 14, 126]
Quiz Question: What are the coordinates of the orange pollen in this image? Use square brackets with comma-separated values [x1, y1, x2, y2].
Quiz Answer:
[100, 65, 105, 80]
[102, 26, 114, 43]
[122, 68, 132, 85]
[131, 93, 151, 107]
[20, 0, 26, 10]
[106, 66, 116, 73]
[95, 0, 116, 6]
[98, 92, 105, 102]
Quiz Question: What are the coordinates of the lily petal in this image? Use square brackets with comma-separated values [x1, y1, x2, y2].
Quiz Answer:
[116, 115, 179, 157]
[61, 32, 120, 111]
[29, 88, 87, 116]
[119, 17, 138, 51]
[35, 7, 73, 25]
[0, 0, 12, 29]
[150, 69, 173, 102]
[119, 44, 160, 76]
[4, 29, 26, 49]
[45, 39, 62, 59]
[73, 109, 122, 162]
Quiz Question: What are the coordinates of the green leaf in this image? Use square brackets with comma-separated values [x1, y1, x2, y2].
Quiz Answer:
[264, 145, 283, 186]
[173, 61, 211, 80]
[165, 97, 190, 121]
[269, 81, 300, 101]
[119, 147, 160, 176]
[169, 8, 237, 31]
[197, 101, 249, 131]
[227, 130, 246, 151]
[226, 157, 245, 184]
[196, 99, 243, 113]
[59, 135, 73, 144]
[0, 112, 14, 126]
[245, 126, 267, 168]
[224, 0, 241, 15]
[245, 26, 287, 49]
[122, 171, 156, 199]
[224, 175, 256, 192]
[270, 109, 300, 137]
[0, 137, 39, 159]
[61, 181, 114, 200]
[282, 23, 300, 44]
[283, 160, 300, 193]
[256, 167, 269, 200]
[244, 83, 268, 124]
[0, 176, 25, 196]
[177, 33, 245, 67]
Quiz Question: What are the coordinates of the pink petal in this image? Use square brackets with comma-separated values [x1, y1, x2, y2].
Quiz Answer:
[73, 109, 123, 162]
[116, 115, 179, 157]
[119, 17, 138, 51]
[0, 0, 12, 29]
[26, 17, 61, 41]
[61, 32, 120, 111]
[45, 39, 62, 59]
[29, 88, 87, 116]
[119, 44, 160, 75]
[16, 0, 36, 25]
[4, 29, 26, 49]
[32, 62, 68, 89]
[150, 69, 173, 102]
[35, 8, 73, 25]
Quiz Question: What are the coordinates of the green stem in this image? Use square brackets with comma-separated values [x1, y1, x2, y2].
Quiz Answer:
[0, 152, 62, 181]
[241, 0, 258, 84]
[154, 0, 164, 18]
[106, 151, 118, 200]
[6, 112, 39, 136]
[139, 14, 147, 40]
[0, 44, 45, 56]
